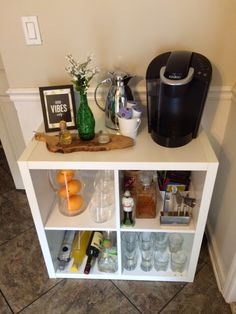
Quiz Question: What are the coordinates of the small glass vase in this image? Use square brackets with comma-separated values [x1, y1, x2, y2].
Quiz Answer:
[77, 91, 95, 141]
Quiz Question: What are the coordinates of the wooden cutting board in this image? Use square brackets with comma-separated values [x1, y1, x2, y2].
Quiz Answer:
[34, 132, 134, 153]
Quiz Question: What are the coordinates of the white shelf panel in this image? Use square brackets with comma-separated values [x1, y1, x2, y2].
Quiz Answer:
[19, 126, 218, 170]
[121, 267, 189, 282]
[54, 256, 190, 282]
[45, 201, 117, 230]
[120, 216, 196, 233]
[55, 271, 190, 282]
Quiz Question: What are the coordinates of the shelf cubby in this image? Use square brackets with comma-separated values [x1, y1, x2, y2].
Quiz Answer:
[18, 127, 218, 281]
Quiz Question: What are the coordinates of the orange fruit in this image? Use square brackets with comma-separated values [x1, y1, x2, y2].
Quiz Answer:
[60, 170, 76, 176]
[56, 170, 75, 185]
[58, 180, 82, 198]
[67, 195, 84, 212]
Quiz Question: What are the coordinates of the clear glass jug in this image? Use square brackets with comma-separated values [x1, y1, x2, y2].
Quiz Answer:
[88, 170, 115, 223]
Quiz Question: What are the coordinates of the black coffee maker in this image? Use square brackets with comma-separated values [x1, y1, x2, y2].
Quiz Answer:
[146, 51, 212, 147]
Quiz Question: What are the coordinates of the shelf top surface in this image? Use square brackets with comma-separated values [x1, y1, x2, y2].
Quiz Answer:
[19, 121, 218, 170]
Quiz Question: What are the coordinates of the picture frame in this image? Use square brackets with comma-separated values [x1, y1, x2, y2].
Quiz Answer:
[39, 85, 77, 132]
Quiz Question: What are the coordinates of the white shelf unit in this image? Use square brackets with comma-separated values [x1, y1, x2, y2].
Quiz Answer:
[18, 126, 218, 282]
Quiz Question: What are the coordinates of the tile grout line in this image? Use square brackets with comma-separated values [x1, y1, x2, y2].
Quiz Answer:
[0, 289, 14, 313]
[157, 263, 208, 313]
[110, 280, 143, 314]
[157, 283, 187, 313]
[16, 279, 65, 314]
[0, 226, 35, 248]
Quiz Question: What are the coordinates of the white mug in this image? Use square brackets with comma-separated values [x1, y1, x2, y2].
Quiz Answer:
[118, 117, 141, 139]
[126, 101, 142, 118]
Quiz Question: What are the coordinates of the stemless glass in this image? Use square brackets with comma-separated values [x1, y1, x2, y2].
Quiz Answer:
[153, 233, 168, 252]
[154, 251, 170, 271]
[171, 250, 188, 273]
[168, 233, 184, 253]
[139, 232, 154, 272]
[122, 232, 139, 271]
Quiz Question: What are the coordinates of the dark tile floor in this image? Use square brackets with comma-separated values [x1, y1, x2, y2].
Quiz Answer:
[0, 147, 233, 313]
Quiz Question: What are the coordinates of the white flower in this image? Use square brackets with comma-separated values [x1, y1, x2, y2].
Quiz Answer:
[65, 54, 99, 93]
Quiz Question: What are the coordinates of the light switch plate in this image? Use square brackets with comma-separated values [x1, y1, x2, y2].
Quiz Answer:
[21, 16, 42, 45]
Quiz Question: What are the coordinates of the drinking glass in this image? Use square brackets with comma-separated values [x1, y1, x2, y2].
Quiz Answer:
[168, 233, 184, 253]
[154, 251, 170, 271]
[122, 232, 138, 271]
[171, 250, 188, 273]
[139, 232, 154, 272]
[153, 233, 168, 252]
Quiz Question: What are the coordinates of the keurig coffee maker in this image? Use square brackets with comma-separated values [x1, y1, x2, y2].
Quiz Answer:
[146, 51, 212, 147]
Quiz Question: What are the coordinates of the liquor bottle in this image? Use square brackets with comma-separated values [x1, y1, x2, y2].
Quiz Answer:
[84, 231, 103, 274]
[59, 120, 72, 145]
[136, 171, 157, 218]
[70, 231, 92, 272]
[57, 230, 76, 270]
[98, 231, 118, 273]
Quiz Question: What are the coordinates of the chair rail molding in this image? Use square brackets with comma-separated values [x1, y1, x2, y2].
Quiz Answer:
[7, 85, 233, 151]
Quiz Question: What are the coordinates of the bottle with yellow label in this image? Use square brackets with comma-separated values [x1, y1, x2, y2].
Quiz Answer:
[70, 231, 92, 272]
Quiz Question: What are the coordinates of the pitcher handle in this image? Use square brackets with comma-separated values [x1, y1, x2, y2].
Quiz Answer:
[94, 78, 111, 112]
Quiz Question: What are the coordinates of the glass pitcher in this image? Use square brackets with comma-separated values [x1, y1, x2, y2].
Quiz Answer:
[88, 170, 115, 223]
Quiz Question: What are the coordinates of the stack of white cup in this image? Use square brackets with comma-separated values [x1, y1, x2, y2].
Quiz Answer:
[117, 101, 142, 140]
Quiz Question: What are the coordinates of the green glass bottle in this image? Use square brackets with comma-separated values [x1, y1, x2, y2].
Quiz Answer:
[77, 91, 95, 141]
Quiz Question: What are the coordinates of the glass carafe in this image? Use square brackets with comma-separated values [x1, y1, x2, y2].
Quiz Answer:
[88, 170, 115, 223]
[136, 171, 157, 218]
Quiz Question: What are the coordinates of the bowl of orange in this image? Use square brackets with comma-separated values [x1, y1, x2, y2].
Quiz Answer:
[49, 169, 86, 216]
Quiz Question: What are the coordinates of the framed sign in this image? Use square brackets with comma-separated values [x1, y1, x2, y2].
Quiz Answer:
[39, 85, 77, 132]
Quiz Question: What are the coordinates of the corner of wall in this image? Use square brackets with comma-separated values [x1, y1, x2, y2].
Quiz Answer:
[206, 82, 236, 303]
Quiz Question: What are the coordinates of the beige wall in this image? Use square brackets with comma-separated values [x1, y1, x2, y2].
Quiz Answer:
[208, 88, 236, 274]
[0, 0, 236, 88]
[1, 0, 236, 299]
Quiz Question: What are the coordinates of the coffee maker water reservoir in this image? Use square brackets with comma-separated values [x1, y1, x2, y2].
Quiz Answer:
[146, 51, 212, 147]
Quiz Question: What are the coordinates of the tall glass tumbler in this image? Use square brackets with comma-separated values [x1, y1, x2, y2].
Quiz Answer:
[154, 232, 168, 252]
[139, 232, 154, 272]
[122, 232, 138, 271]
[168, 233, 184, 253]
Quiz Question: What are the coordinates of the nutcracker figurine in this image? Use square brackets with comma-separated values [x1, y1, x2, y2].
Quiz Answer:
[122, 190, 135, 227]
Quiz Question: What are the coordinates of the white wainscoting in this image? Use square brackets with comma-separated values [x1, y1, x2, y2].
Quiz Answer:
[5, 85, 232, 189]
[3, 85, 232, 190]
[8, 86, 232, 155]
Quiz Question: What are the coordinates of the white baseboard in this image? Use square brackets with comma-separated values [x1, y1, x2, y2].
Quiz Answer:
[206, 222, 236, 303]
[223, 254, 236, 303]
[206, 223, 225, 291]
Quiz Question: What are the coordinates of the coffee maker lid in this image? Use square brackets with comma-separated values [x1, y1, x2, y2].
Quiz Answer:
[160, 51, 194, 86]
[160, 66, 194, 86]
